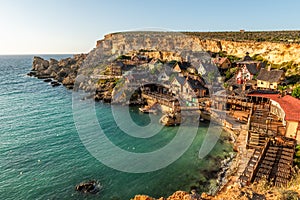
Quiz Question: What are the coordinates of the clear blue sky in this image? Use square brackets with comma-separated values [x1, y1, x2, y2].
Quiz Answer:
[0, 0, 299, 54]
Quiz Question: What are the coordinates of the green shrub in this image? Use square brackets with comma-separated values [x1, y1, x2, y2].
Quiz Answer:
[252, 54, 264, 61]
[292, 86, 300, 99]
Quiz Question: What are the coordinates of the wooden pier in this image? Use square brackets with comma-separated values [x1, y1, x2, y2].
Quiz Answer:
[142, 92, 177, 106]
[212, 94, 254, 111]
[247, 108, 286, 149]
[240, 138, 295, 187]
[141, 91, 208, 113]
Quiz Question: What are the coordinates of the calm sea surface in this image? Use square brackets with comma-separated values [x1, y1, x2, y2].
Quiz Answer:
[0, 55, 232, 200]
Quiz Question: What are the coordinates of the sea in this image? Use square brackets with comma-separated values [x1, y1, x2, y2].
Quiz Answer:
[0, 55, 233, 200]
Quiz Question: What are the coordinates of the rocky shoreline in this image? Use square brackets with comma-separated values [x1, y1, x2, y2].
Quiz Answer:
[28, 55, 119, 102]
[130, 152, 237, 200]
[28, 54, 86, 89]
[28, 55, 239, 200]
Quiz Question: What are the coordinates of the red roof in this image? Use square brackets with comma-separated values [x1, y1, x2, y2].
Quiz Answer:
[248, 93, 300, 122]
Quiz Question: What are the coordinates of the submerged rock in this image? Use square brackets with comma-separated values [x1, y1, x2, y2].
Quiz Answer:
[50, 81, 61, 87]
[75, 180, 101, 194]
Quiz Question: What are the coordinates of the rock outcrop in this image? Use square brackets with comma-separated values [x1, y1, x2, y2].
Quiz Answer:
[132, 190, 199, 200]
[75, 180, 101, 194]
[28, 54, 87, 89]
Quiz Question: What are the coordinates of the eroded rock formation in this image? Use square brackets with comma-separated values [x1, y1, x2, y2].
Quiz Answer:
[97, 32, 300, 65]
[28, 54, 87, 89]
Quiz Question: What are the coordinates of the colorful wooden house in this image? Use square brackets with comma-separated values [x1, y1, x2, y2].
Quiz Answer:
[236, 54, 263, 84]
[213, 57, 231, 70]
[248, 93, 300, 143]
[170, 76, 185, 95]
[256, 68, 285, 90]
[182, 78, 208, 102]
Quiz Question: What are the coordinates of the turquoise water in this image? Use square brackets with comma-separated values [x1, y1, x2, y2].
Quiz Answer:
[0, 55, 232, 200]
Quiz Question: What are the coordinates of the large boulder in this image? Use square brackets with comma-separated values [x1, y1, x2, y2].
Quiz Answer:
[57, 70, 68, 82]
[62, 76, 74, 86]
[48, 63, 60, 72]
[49, 58, 58, 66]
[32, 56, 49, 71]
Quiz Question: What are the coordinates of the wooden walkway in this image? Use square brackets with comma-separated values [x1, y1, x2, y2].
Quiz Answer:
[212, 95, 254, 111]
[247, 108, 286, 149]
[142, 92, 177, 107]
[240, 138, 295, 187]
[141, 92, 209, 113]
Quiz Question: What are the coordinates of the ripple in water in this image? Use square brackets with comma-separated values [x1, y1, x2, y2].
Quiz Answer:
[0, 55, 233, 200]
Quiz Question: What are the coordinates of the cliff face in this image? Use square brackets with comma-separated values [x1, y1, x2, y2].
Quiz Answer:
[96, 32, 300, 65]
[216, 40, 300, 64]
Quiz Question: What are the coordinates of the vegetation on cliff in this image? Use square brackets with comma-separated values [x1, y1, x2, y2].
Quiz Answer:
[184, 30, 300, 43]
[292, 86, 300, 99]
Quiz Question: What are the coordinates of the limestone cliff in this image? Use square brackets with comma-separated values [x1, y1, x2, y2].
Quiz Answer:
[96, 32, 300, 65]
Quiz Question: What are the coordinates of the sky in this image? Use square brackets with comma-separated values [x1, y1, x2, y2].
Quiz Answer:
[0, 0, 300, 54]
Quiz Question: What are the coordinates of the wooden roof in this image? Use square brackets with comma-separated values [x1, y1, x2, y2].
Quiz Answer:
[185, 78, 206, 90]
[213, 57, 230, 66]
[256, 68, 284, 82]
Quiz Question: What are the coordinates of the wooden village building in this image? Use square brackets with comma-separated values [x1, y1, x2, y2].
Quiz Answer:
[213, 57, 231, 73]
[172, 62, 190, 73]
[157, 65, 173, 82]
[256, 68, 285, 90]
[248, 93, 300, 143]
[148, 58, 164, 70]
[170, 76, 208, 105]
[170, 76, 186, 95]
[236, 53, 263, 84]
[183, 78, 207, 101]
[236, 61, 262, 84]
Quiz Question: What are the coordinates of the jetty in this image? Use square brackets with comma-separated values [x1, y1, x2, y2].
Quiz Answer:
[236, 95, 297, 187]
[240, 137, 295, 187]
